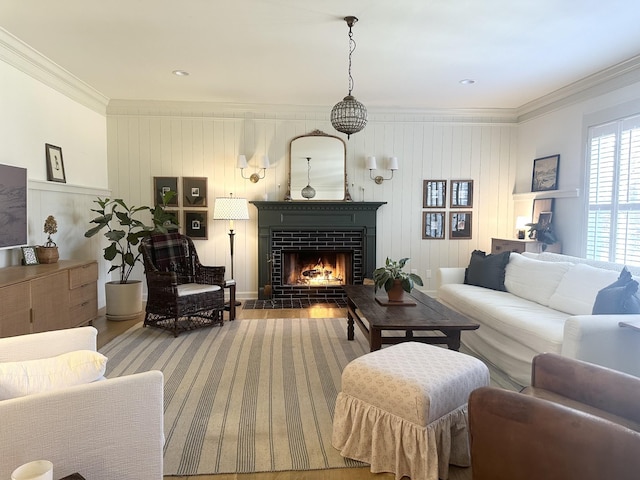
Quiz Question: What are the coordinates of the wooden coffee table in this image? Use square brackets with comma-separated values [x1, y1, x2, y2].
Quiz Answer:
[343, 285, 480, 351]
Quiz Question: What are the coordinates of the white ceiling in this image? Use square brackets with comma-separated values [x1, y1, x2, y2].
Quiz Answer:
[2, 0, 640, 110]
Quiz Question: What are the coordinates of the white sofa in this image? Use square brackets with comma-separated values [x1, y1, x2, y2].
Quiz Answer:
[0, 327, 164, 480]
[437, 251, 640, 386]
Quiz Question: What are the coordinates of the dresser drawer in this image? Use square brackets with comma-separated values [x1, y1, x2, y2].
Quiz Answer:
[69, 262, 98, 289]
[69, 282, 97, 307]
[70, 298, 98, 326]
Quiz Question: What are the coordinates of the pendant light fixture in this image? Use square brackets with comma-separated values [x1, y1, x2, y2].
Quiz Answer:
[330, 16, 367, 139]
[301, 157, 316, 199]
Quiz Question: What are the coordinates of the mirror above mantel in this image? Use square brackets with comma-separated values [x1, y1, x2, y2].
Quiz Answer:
[286, 130, 348, 201]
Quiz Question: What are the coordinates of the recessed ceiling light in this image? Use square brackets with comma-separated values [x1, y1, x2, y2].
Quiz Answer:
[172, 70, 190, 76]
[459, 79, 475, 85]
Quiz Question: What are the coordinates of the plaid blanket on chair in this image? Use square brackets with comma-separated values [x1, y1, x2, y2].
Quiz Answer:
[149, 233, 189, 273]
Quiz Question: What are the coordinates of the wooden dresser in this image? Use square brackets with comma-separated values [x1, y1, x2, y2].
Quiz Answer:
[491, 237, 562, 255]
[0, 260, 98, 338]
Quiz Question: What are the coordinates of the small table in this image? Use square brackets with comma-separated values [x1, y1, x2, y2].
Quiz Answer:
[343, 285, 480, 351]
[224, 279, 236, 321]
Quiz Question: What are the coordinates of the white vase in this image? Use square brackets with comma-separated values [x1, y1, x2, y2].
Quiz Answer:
[105, 280, 143, 321]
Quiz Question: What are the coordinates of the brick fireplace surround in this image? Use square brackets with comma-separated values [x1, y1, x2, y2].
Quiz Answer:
[250, 201, 386, 300]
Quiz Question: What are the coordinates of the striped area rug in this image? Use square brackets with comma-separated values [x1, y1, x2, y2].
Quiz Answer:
[99, 318, 369, 476]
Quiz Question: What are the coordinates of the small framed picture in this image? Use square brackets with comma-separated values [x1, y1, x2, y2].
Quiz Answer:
[21, 246, 40, 265]
[184, 210, 208, 239]
[450, 180, 473, 208]
[450, 211, 472, 239]
[45, 143, 66, 183]
[422, 212, 446, 239]
[183, 177, 208, 207]
[423, 180, 446, 208]
[153, 177, 179, 206]
[532, 198, 554, 224]
[532, 154, 560, 192]
[538, 212, 553, 229]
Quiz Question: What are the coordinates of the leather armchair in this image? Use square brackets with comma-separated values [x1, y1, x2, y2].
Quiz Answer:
[468, 353, 640, 480]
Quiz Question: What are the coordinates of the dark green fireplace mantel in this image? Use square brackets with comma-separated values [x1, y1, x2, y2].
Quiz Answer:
[250, 201, 386, 299]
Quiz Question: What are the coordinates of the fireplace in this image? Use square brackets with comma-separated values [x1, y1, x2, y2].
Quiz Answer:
[251, 201, 385, 300]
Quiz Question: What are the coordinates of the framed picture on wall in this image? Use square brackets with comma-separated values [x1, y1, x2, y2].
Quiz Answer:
[450, 180, 473, 208]
[183, 177, 208, 207]
[153, 177, 179, 206]
[184, 210, 208, 239]
[45, 143, 66, 183]
[531, 154, 560, 192]
[423, 180, 446, 208]
[161, 209, 180, 232]
[450, 211, 472, 239]
[422, 212, 446, 239]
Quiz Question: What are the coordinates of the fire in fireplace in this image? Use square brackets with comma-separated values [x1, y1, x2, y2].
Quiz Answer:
[283, 251, 352, 287]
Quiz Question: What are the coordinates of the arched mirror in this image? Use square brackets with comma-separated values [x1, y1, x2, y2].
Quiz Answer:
[287, 130, 347, 201]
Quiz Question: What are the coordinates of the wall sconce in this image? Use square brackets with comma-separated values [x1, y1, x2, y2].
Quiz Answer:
[237, 154, 270, 183]
[367, 156, 398, 184]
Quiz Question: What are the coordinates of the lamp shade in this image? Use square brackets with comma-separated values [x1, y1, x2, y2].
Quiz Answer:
[388, 156, 399, 171]
[213, 196, 249, 220]
[516, 216, 530, 229]
[366, 156, 377, 170]
[259, 155, 270, 168]
[236, 155, 248, 169]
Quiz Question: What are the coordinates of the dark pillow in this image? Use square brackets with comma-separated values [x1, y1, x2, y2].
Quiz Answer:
[592, 266, 640, 314]
[464, 250, 511, 291]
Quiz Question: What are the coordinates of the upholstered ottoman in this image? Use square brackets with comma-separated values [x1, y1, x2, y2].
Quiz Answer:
[332, 342, 490, 480]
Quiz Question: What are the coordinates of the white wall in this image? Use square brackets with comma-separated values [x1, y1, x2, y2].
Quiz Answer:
[517, 79, 640, 256]
[0, 37, 110, 305]
[106, 102, 518, 296]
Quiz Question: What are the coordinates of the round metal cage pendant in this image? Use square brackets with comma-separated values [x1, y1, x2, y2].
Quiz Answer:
[331, 95, 368, 139]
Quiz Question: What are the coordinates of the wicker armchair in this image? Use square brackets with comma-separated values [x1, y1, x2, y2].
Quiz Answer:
[140, 232, 225, 336]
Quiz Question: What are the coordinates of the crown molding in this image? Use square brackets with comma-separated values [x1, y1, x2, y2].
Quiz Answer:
[0, 28, 109, 115]
[517, 54, 640, 123]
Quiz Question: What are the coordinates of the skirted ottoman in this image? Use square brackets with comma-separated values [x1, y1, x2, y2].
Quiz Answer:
[332, 342, 490, 480]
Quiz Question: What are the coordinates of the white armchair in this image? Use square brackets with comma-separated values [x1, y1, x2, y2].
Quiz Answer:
[0, 327, 164, 480]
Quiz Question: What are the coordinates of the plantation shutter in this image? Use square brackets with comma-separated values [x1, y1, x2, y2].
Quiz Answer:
[586, 114, 640, 265]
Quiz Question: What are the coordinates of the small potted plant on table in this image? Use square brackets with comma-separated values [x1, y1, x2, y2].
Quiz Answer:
[373, 257, 423, 303]
[36, 215, 59, 263]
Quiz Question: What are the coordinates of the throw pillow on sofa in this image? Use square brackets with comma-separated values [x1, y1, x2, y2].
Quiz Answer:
[592, 266, 640, 314]
[464, 250, 511, 291]
[0, 350, 107, 400]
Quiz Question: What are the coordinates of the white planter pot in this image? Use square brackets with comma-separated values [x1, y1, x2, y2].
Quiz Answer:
[105, 280, 143, 321]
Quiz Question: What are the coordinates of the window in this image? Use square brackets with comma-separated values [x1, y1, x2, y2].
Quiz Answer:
[586, 114, 640, 265]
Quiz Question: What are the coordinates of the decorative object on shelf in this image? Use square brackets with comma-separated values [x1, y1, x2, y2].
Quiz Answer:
[532, 198, 554, 224]
[182, 177, 208, 207]
[35, 215, 60, 264]
[450, 180, 474, 207]
[515, 216, 530, 239]
[21, 246, 39, 265]
[45, 143, 66, 183]
[213, 193, 249, 288]
[532, 154, 560, 192]
[373, 257, 423, 303]
[422, 211, 446, 239]
[450, 211, 473, 239]
[84, 192, 177, 320]
[367, 156, 398, 184]
[300, 157, 316, 199]
[153, 176, 179, 206]
[526, 212, 558, 250]
[184, 210, 208, 239]
[238, 154, 270, 183]
[423, 180, 446, 208]
[330, 16, 367, 139]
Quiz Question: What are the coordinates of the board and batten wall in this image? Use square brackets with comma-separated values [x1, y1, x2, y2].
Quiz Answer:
[106, 102, 518, 297]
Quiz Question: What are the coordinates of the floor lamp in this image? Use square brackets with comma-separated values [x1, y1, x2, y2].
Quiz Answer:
[213, 194, 249, 306]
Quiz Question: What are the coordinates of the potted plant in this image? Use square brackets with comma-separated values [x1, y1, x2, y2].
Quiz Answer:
[526, 221, 558, 251]
[36, 215, 60, 263]
[85, 192, 177, 320]
[373, 257, 423, 302]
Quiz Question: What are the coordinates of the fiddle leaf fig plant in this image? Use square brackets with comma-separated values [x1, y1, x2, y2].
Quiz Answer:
[85, 191, 177, 284]
[373, 257, 424, 293]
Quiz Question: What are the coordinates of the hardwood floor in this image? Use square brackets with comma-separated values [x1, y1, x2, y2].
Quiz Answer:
[95, 304, 471, 480]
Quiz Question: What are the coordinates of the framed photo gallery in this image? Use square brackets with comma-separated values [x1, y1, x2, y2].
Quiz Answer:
[153, 176, 208, 240]
[422, 179, 474, 240]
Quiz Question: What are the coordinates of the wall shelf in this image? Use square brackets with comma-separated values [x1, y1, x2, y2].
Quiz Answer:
[512, 188, 580, 201]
